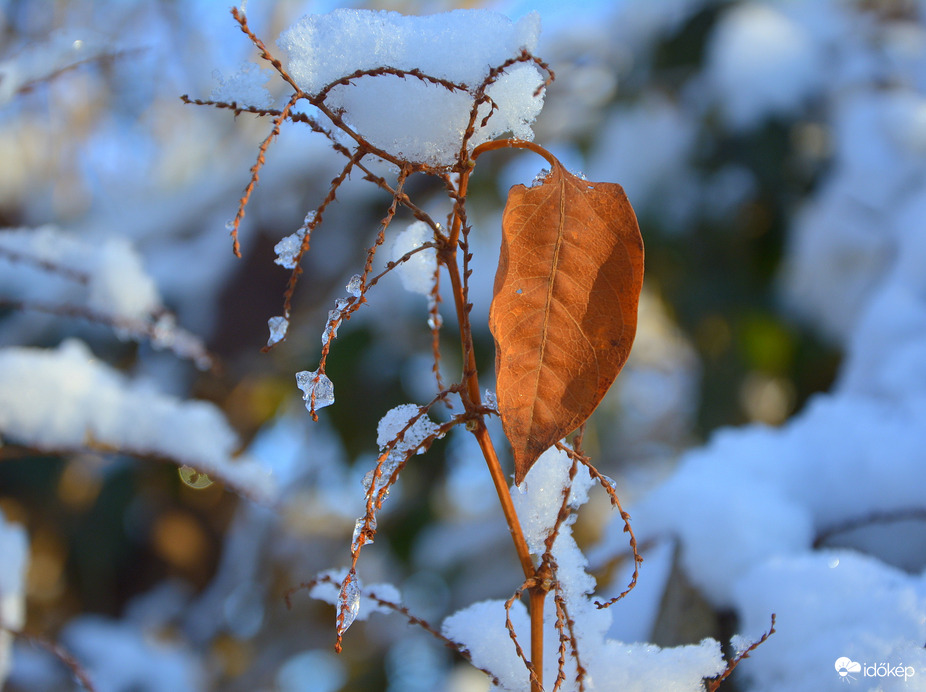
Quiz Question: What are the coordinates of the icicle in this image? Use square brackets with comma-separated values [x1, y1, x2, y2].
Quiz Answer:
[337, 572, 362, 636]
[351, 516, 376, 552]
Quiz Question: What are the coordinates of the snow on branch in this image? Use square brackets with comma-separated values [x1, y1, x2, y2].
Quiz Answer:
[0, 340, 274, 503]
[0, 31, 119, 106]
[0, 227, 213, 369]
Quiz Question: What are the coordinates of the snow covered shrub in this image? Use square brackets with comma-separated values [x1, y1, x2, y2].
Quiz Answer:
[14, 2, 924, 691]
[184, 7, 773, 692]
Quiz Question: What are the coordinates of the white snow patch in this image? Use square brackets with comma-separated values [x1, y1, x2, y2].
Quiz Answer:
[278, 9, 545, 166]
[0, 340, 274, 502]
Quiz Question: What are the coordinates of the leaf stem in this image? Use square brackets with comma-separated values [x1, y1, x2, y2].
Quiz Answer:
[472, 138, 560, 168]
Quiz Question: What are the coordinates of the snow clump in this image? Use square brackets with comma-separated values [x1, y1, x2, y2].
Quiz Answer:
[277, 9, 545, 167]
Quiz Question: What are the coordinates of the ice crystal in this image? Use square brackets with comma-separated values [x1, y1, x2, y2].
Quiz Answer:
[295, 370, 334, 411]
[337, 573, 362, 635]
[361, 456, 400, 498]
[346, 274, 362, 298]
[273, 228, 307, 269]
[531, 167, 551, 187]
[350, 516, 376, 552]
[267, 315, 289, 347]
[376, 403, 439, 454]
[322, 310, 340, 346]
[321, 299, 350, 346]
[484, 389, 498, 410]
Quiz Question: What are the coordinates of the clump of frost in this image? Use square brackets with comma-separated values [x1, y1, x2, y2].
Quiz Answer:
[377, 403, 439, 455]
[277, 9, 545, 166]
[361, 404, 439, 501]
[211, 62, 273, 109]
[391, 221, 437, 295]
[0, 511, 28, 687]
[273, 227, 307, 270]
[0, 340, 274, 502]
[442, 447, 725, 690]
[345, 274, 362, 298]
[296, 369, 335, 411]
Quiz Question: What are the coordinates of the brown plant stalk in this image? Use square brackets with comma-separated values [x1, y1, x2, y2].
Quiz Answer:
[188, 11, 656, 690]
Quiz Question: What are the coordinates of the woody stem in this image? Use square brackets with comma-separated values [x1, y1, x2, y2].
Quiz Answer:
[445, 159, 542, 691]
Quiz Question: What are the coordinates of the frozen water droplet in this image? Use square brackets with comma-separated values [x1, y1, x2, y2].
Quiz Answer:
[179, 465, 213, 489]
[225, 219, 236, 231]
[296, 370, 334, 411]
[484, 389, 497, 409]
[346, 275, 362, 297]
[274, 228, 308, 269]
[600, 475, 617, 490]
[337, 573, 362, 635]
[516, 480, 528, 494]
[351, 516, 376, 552]
[362, 456, 400, 498]
[303, 210, 317, 226]
[322, 309, 341, 345]
[335, 298, 349, 311]
[531, 168, 551, 187]
[267, 315, 289, 346]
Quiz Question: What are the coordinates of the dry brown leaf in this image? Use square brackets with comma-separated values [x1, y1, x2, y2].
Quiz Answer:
[489, 159, 644, 484]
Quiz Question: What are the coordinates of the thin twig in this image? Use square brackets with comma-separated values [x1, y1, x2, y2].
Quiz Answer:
[554, 441, 643, 608]
[228, 93, 301, 257]
[706, 614, 777, 692]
